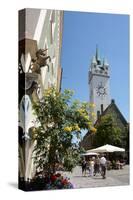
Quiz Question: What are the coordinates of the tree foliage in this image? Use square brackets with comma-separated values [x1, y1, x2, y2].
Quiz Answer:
[32, 87, 95, 173]
[93, 114, 122, 147]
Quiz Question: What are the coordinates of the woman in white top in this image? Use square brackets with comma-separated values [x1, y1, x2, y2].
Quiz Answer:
[89, 157, 95, 177]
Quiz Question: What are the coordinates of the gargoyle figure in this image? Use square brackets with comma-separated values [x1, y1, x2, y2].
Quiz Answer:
[30, 49, 51, 74]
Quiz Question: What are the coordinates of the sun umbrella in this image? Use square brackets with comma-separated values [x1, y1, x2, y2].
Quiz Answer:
[81, 152, 99, 156]
[87, 144, 125, 153]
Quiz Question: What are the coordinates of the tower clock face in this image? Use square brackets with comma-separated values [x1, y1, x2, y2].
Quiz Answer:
[96, 82, 107, 96]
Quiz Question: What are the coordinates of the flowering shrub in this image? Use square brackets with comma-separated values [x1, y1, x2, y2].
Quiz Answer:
[63, 126, 73, 132]
[33, 87, 95, 173]
[73, 124, 80, 131]
[89, 103, 95, 108]
[90, 127, 97, 133]
[45, 173, 74, 190]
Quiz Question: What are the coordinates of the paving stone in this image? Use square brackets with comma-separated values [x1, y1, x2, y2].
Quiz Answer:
[62, 165, 129, 189]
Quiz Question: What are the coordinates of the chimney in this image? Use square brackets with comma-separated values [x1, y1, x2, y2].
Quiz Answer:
[97, 111, 100, 120]
[101, 104, 104, 114]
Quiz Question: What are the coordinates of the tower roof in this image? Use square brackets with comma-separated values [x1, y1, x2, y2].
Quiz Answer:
[95, 45, 100, 61]
[95, 45, 101, 65]
[94, 99, 128, 126]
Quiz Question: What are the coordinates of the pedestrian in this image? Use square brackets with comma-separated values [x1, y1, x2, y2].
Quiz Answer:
[100, 154, 107, 179]
[81, 158, 87, 176]
[89, 157, 95, 177]
[94, 155, 100, 176]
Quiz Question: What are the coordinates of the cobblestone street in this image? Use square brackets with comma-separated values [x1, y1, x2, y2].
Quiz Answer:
[62, 165, 129, 189]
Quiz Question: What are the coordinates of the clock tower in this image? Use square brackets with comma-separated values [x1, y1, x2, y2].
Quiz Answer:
[89, 47, 110, 120]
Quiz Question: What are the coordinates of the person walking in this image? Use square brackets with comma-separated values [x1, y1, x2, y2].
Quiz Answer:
[81, 158, 87, 176]
[100, 154, 107, 179]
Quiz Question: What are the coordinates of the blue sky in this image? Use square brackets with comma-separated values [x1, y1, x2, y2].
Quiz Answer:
[61, 11, 129, 121]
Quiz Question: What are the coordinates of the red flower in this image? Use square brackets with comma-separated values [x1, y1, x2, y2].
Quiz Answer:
[50, 175, 57, 182]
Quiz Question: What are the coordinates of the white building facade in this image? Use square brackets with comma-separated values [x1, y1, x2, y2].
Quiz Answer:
[19, 9, 63, 180]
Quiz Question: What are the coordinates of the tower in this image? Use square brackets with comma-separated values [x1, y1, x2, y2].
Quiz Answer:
[89, 47, 110, 120]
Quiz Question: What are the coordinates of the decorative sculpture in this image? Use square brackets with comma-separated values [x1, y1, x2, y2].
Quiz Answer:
[30, 49, 51, 74]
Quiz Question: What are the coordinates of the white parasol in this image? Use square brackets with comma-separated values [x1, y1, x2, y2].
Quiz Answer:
[87, 144, 125, 153]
